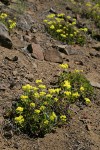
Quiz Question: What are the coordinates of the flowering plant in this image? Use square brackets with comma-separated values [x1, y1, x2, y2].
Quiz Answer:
[44, 13, 88, 45]
[12, 64, 93, 137]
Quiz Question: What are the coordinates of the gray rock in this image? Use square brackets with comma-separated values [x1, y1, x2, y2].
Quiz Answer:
[90, 52, 100, 58]
[90, 81, 100, 89]
[27, 43, 44, 60]
[56, 45, 83, 55]
[17, 14, 34, 31]
[0, 23, 12, 49]
[44, 47, 63, 63]
[4, 131, 13, 139]
[92, 43, 100, 51]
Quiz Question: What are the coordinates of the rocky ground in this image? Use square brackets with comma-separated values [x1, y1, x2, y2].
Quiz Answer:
[0, 0, 100, 150]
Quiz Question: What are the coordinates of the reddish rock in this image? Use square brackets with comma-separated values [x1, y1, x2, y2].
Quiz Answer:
[44, 47, 63, 63]
[27, 43, 44, 61]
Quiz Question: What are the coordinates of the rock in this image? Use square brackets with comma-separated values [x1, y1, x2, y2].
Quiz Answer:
[44, 47, 63, 63]
[85, 124, 91, 131]
[74, 60, 83, 65]
[90, 52, 100, 58]
[4, 131, 13, 139]
[92, 43, 100, 51]
[0, 23, 12, 49]
[0, 0, 11, 5]
[3, 123, 12, 131]
[17, 14, 34, 31]
[25, 74, 34, 82]
[90, 81, 100, 89]
[27, 43, 44, 60]
[56, 45, 83, 55]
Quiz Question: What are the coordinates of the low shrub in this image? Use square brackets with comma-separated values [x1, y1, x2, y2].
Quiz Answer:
[11, 64, 93, 137]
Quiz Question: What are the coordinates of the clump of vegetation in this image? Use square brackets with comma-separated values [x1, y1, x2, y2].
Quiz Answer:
[11, 64, 93, 137]
[43, 13, 88, 45]
[0, 12, 16, 31]
[67, 0, 100, 28]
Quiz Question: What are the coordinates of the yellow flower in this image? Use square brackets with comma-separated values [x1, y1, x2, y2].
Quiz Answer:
[64, 91, 71, 97]
[70, 34, 73, 37]
[38, 84, 46, 89]
[60, 34, 66, 38]
[72, 22, 76, 25]
[32, 86, 38, 91]
[63, 80, 71, 89]
[72, 92, 80, 98]
[47, 14, 55, 18]
[0, 13, 8, 19]
[84, 98, 91, 104]
[50, 25, 55, 29]
[47, 21, 53, 25]
[56, 29, 62, 33]
[30, 103, 35, 108]
[22, 84, 32, 92]
[43, 120, 49, 125]
[40, 105, 46, 111]
[60, 115, 66, 121]
[20, 95, 28, 100]
[15, 115, 24, 124]
[74, 69, 83, 73]
[43, 101, 48, 105]
[46, 94, 52, 98]
[54, 97, 58, 102]
[59, 64, 68, 69]
[39, 91, 46, 96]
[34, 92, 40, 98]
[80, 86, 84, 91]
[83, 28, 88, 32]
[50, 112, 57, 121]
[57, 13, 65, 17]
[66, 16, 71, 19]
[16, 107, 23, 113]
[35, 79, 42, 84]
[34, 109, 40, 114]
[49, 88, 56, 94]
[43, 19, 48, 23]
[86, 2, 92, 7]
[55, 88, 61, 94]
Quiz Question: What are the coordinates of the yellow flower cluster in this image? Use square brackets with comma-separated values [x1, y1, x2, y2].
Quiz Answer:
[72, 92, 80, 98]
[16, 107, 23, 113]
[64, 91, 71, 97]
[50, 112, 57, 121]
[60, 115, 66, 122]
[44, 12, 87, 45]
[84, 98, 91, 104]
[34, 109, 41, 114]
[43, 120, 49, 125]
[59, 64, 68, 69]
[15, 115, 24, 124]
[8, 20, 16, 29]
[0, 13, 7, 19]
[30, 102, 35, 108]
[22, 84, 33, 92]
[63, 80, 71, 89]
[35, 79, 42, 84]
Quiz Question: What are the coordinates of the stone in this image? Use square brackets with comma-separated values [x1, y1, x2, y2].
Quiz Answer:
[56, 44, 83, 55]
[0, 23, 12, 49]
[27, 43, 44, 60]
[17, 14, 34, 31]
[90, 81, 100, 89]
[90, 52, 100, 58]
[92, 43, 100, 51]
[4, 131, 13, 139]
[44, 47, 63, 63]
